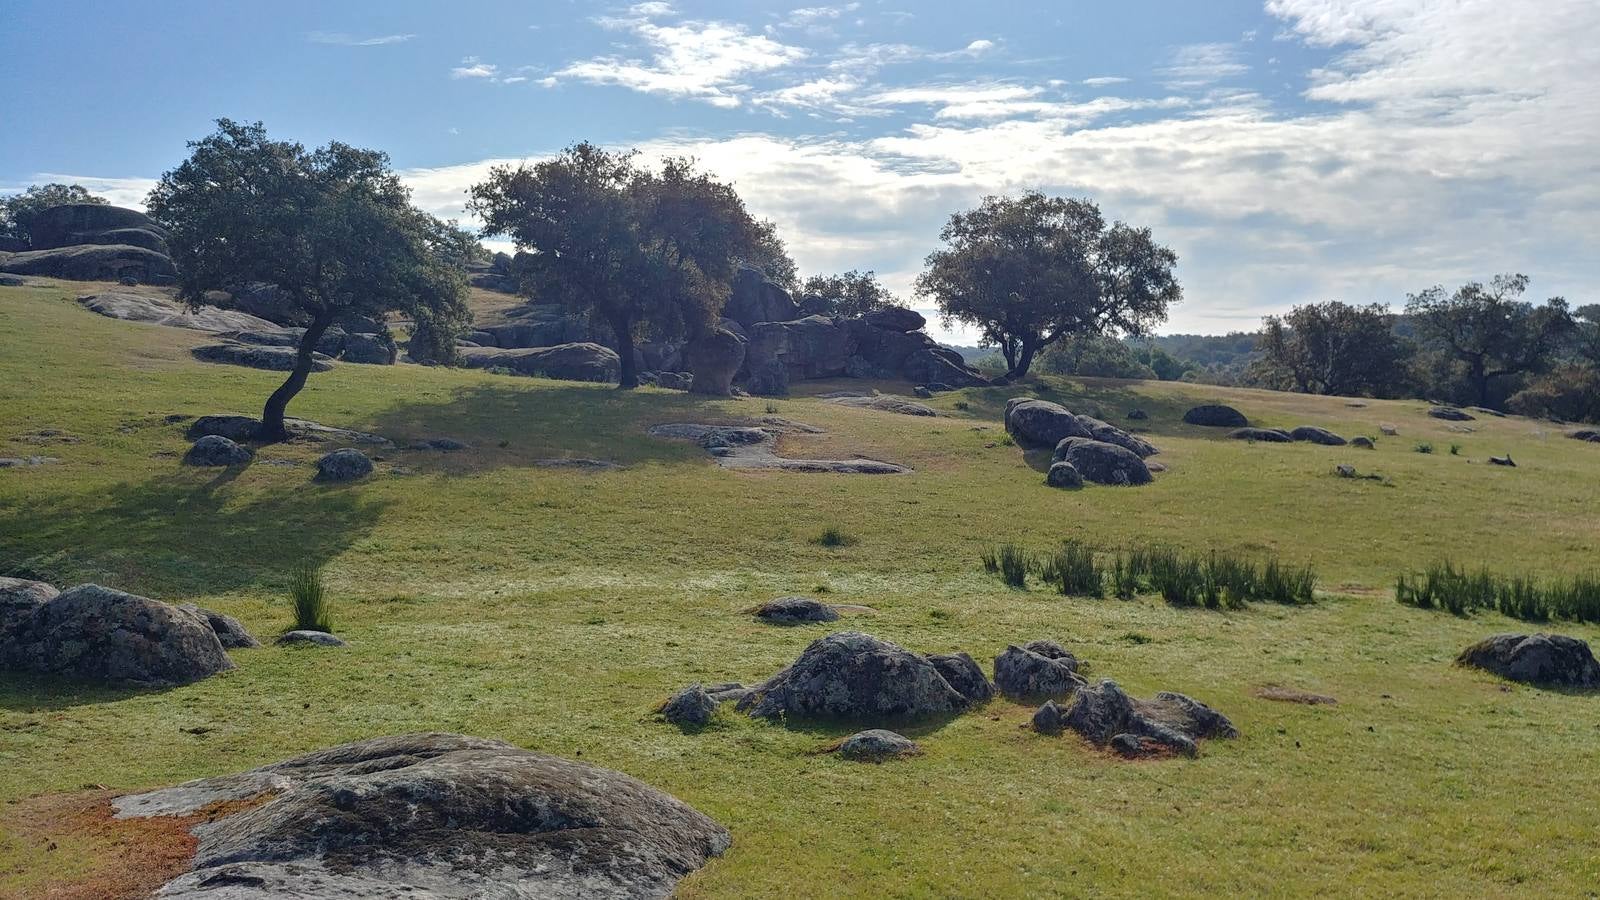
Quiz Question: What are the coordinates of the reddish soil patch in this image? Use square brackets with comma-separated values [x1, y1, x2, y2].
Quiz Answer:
[0, 789, 269, 899]
[1254, 685, 1338, 705]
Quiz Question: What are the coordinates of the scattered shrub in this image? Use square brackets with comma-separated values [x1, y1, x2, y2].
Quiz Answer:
[997, 433, 1016, 447]
[953, 400, 971, 411]
[979, 544, 1031, 588]
[1414, 441, 1434, 454]
[811, 527, 858, 548]
[1449, 443, 1462, 456]
[764, 401, 780, 414]
[288, 564, 333, 633]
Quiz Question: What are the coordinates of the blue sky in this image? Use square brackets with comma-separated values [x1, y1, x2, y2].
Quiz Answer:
[3, 0, 1596, 341]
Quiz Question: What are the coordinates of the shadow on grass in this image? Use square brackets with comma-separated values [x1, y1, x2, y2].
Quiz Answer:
[365, 381, 768, 475]
[751, 707, 970, 742]
[0, 673, 170, 713]
[0, 471, 390, 600]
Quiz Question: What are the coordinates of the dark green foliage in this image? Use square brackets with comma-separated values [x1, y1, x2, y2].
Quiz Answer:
[1036, 540, 1104, 597]
[979, 544, 1031, 588]
[1397, 561, 1600, 623]
[1122, 544, 1314, 607]
[1406, 274, 1574, 409]
[1449, 443, 1462, 456]
[800, 270, 900, 317]
[812, 527, 857, 548]
[1254, 301, 1414, 398]
[1260, 558, 1317, 605]
[289, 564, 333, 633]
[1414, 441, 1434, 454]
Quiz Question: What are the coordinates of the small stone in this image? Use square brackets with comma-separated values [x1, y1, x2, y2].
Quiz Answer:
[754, 596, 840, 626]
[314, 448, 373, 482]
[1032, 700, 1065, 735]
[1335, 464, 1358, 478]
[835, 729, 919, 762]
[1351, 436, 1375, 449]
[660, 684, 718, 728]
[1045, 461, 1084, 489]
[276, 630, 346, 647]
[183, 435, 253, 467]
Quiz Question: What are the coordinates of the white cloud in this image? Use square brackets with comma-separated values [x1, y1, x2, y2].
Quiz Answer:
[308, 31, 415, 46]
[1082, 76, 1128, 86]
[451, 56, 499, 79]
[1160, 43, 1249, 89]
[556, 7, 808, 107]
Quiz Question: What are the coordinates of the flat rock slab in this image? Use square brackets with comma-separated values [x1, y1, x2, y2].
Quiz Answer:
[532, 457, 623, 471]
[0, 455, 60, 468]
[1062, 679, 1237, 758]
[834, 729, 920, 762]
[755, 596, 841, 625]
[649, 423, 910, 474]
[79, 292, 284, 334]
[192, 343, 334, 373]
[113, 732, 730, 899]
[276, 630, 347, 647]
[1428, 406, 1475, 421]
[1254, 685, 1337, 705]
[825, 395, 937, 417]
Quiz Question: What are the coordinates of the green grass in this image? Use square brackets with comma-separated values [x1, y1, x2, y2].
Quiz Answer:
[288, 564, 332, 633]
[5, 280, 1600, 895]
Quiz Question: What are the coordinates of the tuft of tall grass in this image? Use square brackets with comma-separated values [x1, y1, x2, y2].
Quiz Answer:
[1414, 441, 1434, 454]
[979, 544, 1031, 588]
[1397, 561, 1600, 623]
[1036, 540, 1103, 597]
[288, 564, 333, 633]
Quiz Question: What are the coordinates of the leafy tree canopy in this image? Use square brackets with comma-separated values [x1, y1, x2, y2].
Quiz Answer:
[468, 142, 766, 388]
[800, 269, 900, 318]
[1254, 301, 1414, 398]
[146, 119, 470, 439]
[916, 192, 1179, 379]
[1405, 274, 1572, 408]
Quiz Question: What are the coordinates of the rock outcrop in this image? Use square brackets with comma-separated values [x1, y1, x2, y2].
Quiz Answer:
[0, 205, 177, 284]
[993, 641, 1084, 700]
[1184, 404, 1249, 428]
[112, 733, 732, 899]
[685, 328, 747, 396]
[755, 596, 841, 625]
[192, 344, 334, 373]
[78, 292, 282, 333]
[460, 343, 621, 383]
[1052, 438, 1154, 486]
[1062, 679, 1238, 758]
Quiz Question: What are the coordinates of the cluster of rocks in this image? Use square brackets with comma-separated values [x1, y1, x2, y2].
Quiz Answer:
[458, 265, 986, 395]
[1458, 633, 1600, 688]
[1230, 425, 1349, 445]
[649, 421, 910, 474]
[1003, 398, 1159, 487]
[0, 204, 177, 283]
[1428, 406, 1476, 422]
[0, 579, 254, 687]
[179, 414, 382, 481]
[112, 732, 730, 898]
[661, 631, 1235, 761]
[1570, 429, 1600, 443]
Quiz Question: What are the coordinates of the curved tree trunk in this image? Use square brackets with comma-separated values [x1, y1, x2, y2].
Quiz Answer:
[257, 314, 333, 442]
[1009, 339, 1039, 379]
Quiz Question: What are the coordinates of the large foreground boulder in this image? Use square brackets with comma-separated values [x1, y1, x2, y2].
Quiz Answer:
[183, 435, 253, 467]
[1052, 438, 1154, 486]
[723, 265, 799, 329]
[1, 584, 234, 686]
[738, 631, 971, 721]
[1062, 679, 1238, 758]
[460, 343, 620, 382]
[112, 733, 731, 899]
[314, 448, 373, 482]
[0, 577, 59, 641]
[1457, 633, 1600, 688]
[1184, 404, 1248, 428]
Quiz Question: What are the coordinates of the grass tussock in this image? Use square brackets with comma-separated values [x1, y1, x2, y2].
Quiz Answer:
[980, 541, 1316, 606]
[288, 564, 333, 633]
[1396, 561, 1600, 623]
[811, 526, 858, 548]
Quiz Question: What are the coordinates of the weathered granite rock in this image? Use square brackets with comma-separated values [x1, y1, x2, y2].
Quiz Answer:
[685, 328, 747, 397]
[26, 204, 166, 251]
[826, 395, 937, 416]
[860, 306, 926, 332]
[1032, 700, 1065, 735]
[1351, 436, 1375, 449]
[0, 577, 58, 642]
[183, 435, 254, 467]
[755, 596, 841, 626]
[113, 733, 731, 899]
[192, 343, 334, 373]
[1230, 427, 1293, 442]
[177, 604, 260, 649]
[745, 316, 849, 382]
[1062, 679, 1238, 758]
[1005, 399, 1091, 447]
[992, 642, 1084, 700]
[722, 265, 799, 329]
[1046, 461, 1084, 489]
[738, 631, 971, 721]
[78, 292, 282, 333]
[313, 448, 372, 483]
[660, 683, 718, 727]
[1075, 415, 1158, 458]
[0, 244, 176, 282]
[835, 729, 919, 762]
[1, 584, 234, 686]
[276, 630, 347, 647]
[460, 343, 620, 382]
[925, 652, 994, 704]
[1290, 426, 1348, 446]
[1052, 438, 1154, 486]
[1457, 633, 1600, 687]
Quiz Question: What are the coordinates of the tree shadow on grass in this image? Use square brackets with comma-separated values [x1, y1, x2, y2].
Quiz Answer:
[0, 469, 390, 601]
[364, 381, 770, 475]
[0, 672, 171, 713]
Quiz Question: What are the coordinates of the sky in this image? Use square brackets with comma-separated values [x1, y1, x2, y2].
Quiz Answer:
[2, 0, 1596, 344]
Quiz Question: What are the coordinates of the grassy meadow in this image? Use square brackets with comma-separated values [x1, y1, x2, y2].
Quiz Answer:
[3, 279, 1600, 896]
